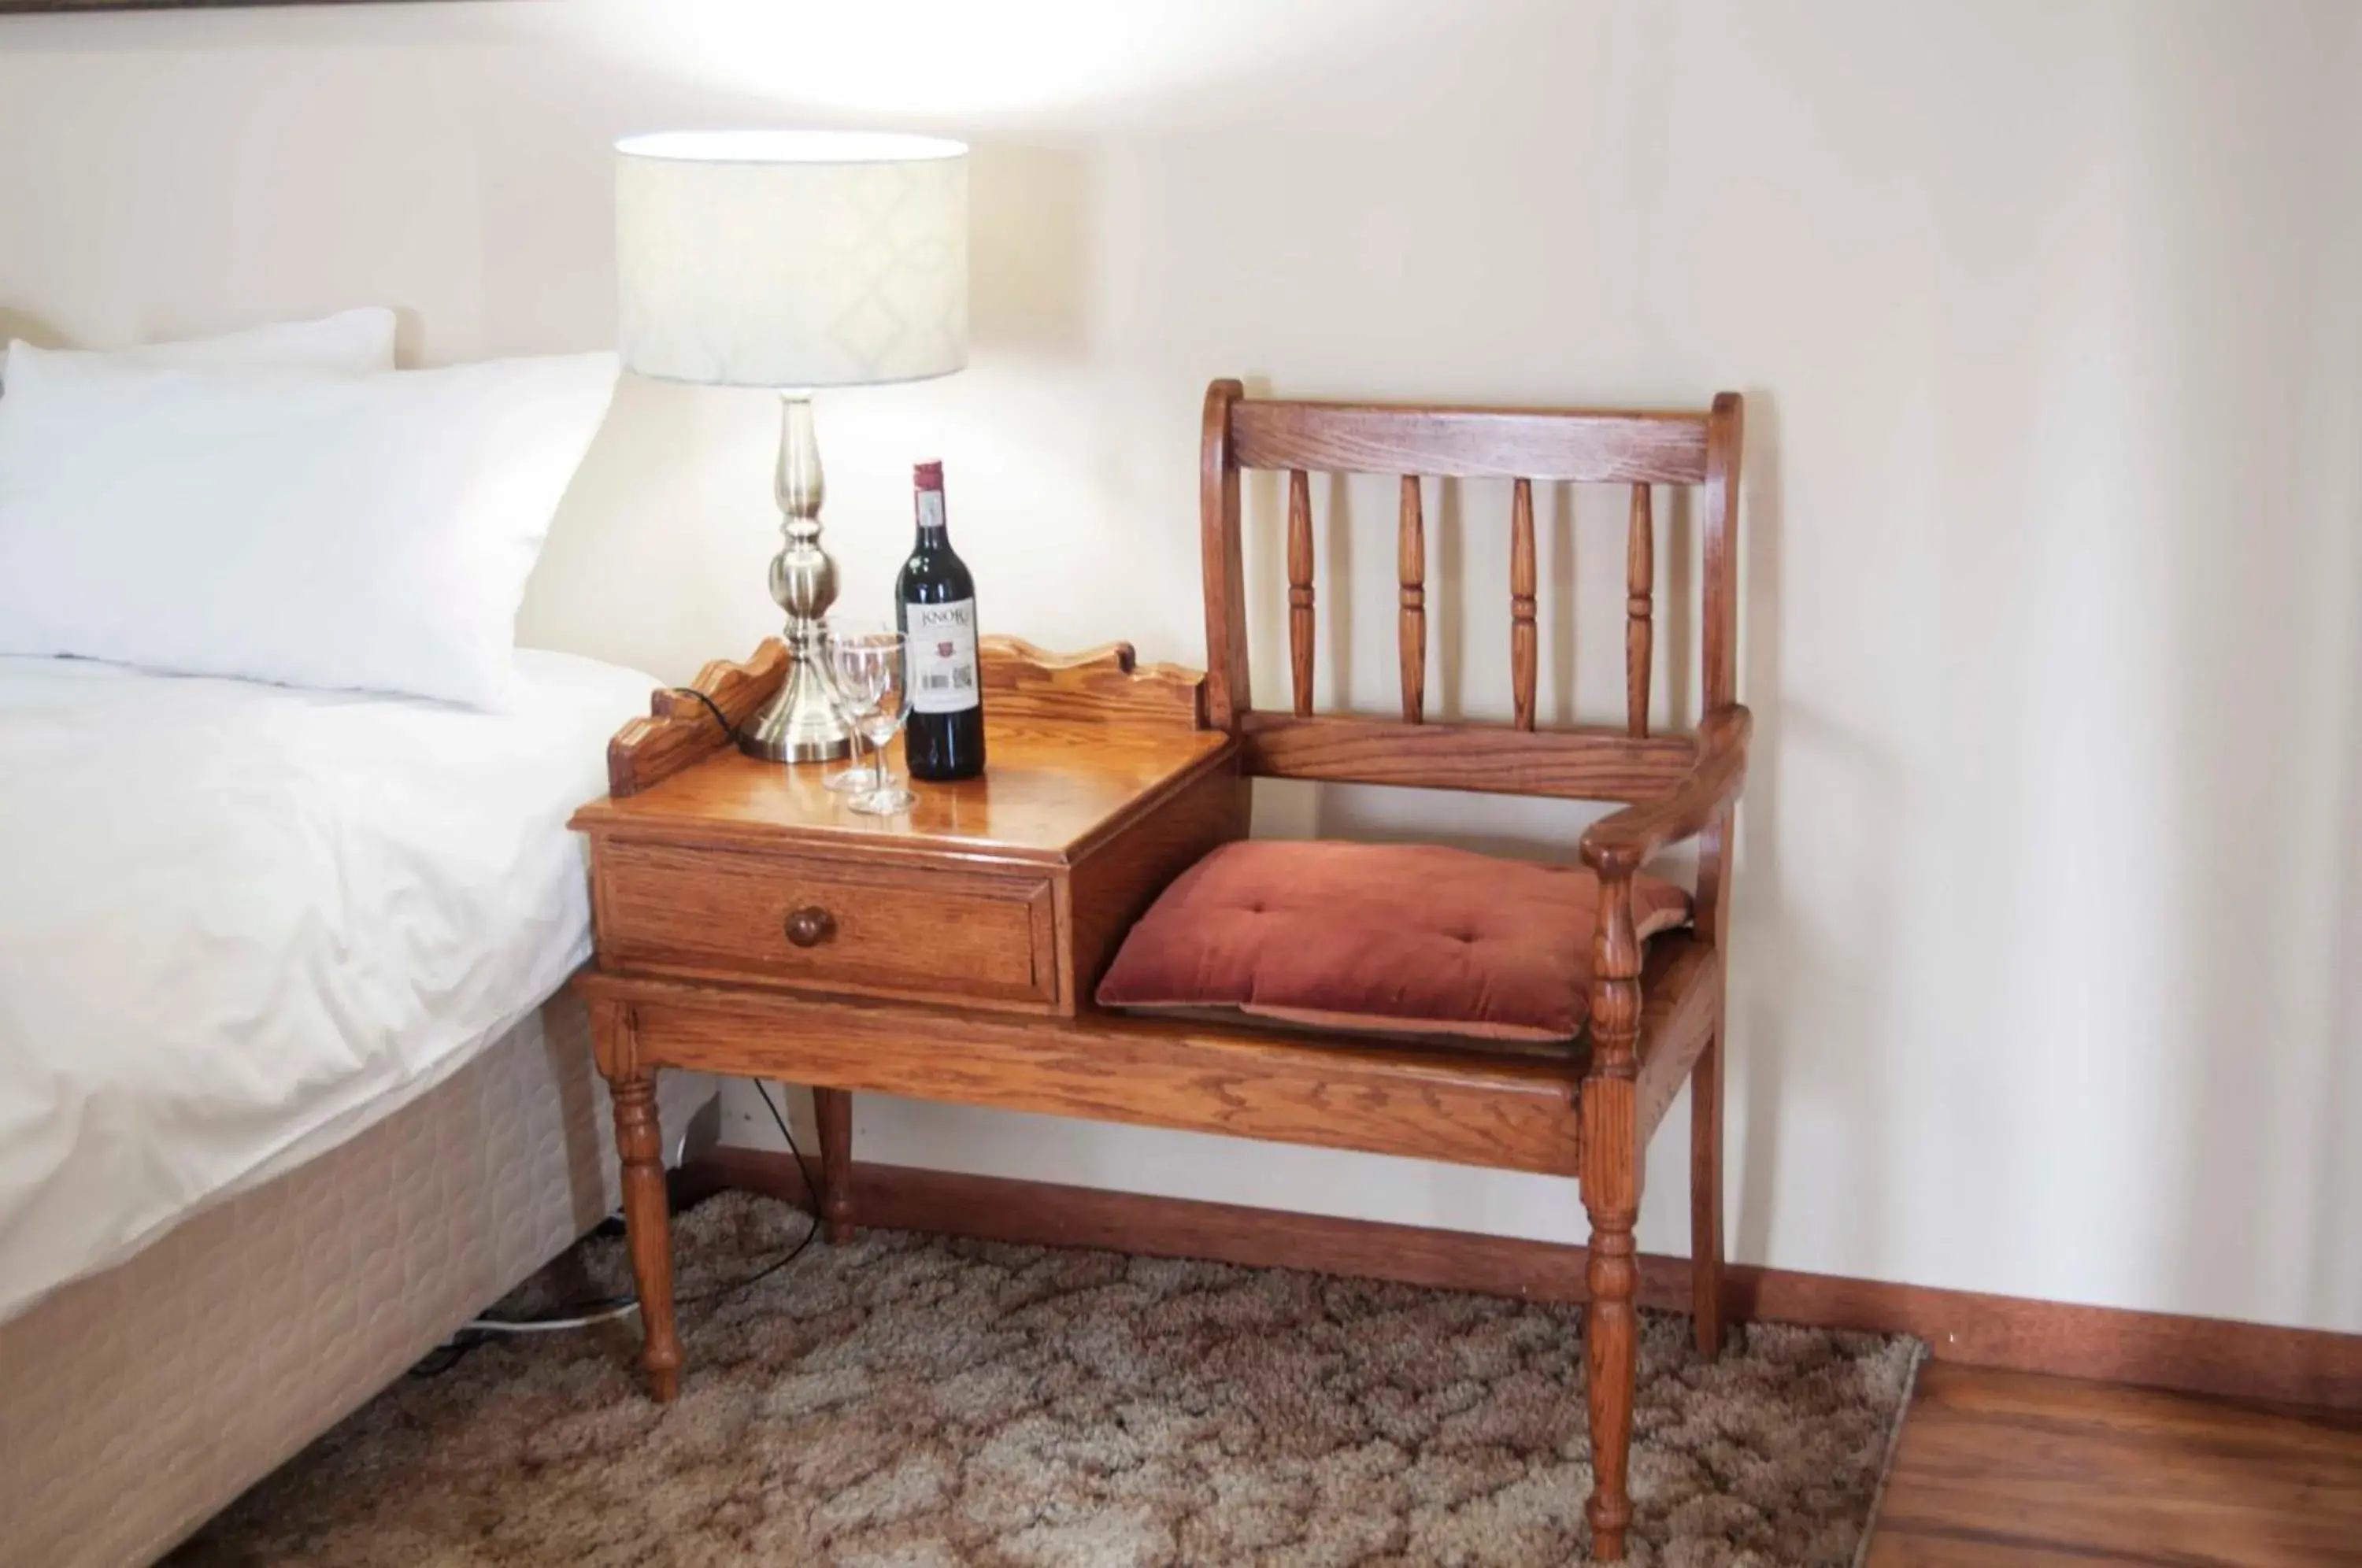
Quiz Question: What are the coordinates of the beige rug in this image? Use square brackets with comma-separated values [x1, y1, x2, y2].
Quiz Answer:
[175, 1193, 1920, 1567]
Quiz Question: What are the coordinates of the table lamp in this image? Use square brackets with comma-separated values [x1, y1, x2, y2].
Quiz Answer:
[616, 130, 970, 761]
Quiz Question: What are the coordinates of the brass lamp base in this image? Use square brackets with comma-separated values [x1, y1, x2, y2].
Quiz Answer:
[738, 653, 850, 762]
[742, 389, 850, 764]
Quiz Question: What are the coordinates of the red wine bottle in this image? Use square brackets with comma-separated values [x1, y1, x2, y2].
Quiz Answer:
[896, 460, 986, 781]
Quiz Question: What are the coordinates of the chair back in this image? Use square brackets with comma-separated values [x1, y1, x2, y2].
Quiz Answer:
[1199, 381, 1742, 804]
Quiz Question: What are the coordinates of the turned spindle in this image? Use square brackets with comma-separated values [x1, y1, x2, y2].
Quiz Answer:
[1625, 483, 1653, 738]
[1398, 475, 1425, 723]
[1287, 468, 1315, 717]
[1511, 478, 1537, 731]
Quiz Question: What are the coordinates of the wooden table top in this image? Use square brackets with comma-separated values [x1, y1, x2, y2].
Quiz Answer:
[572, 717, 1235, 864]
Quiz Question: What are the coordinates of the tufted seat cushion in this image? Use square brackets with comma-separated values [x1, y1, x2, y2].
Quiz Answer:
[1094, 840, 1690, 1045]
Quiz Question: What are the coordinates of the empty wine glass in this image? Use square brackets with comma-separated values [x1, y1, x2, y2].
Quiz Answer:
[820, 620, 888, 793]
[828, 628, 916, 815]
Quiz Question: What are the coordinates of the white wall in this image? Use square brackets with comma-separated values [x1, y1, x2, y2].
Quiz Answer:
[3, 0, 2357, 1335]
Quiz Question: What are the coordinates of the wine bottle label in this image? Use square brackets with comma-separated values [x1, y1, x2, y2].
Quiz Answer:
[905, 597, 980, 715]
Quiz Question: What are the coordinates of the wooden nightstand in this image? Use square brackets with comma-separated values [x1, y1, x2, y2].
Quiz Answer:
[570, 636, 1245, 1400]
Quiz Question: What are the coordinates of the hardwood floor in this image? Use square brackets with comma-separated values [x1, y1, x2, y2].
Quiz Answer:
[1870, 1362, 2362, 1566]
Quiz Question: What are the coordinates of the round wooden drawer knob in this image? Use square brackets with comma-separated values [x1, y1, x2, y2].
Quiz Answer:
[783, 906, 837, 949]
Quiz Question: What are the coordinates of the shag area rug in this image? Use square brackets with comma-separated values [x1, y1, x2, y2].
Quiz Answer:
[176, 1193, 1920, 1567]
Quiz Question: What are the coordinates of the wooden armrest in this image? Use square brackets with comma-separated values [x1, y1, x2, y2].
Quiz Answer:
[1582, 708, 1749, 1082]
[1578, 704, 1752, 877]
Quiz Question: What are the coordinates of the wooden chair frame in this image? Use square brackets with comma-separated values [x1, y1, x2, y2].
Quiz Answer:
[1199, 380, 1749, 1559]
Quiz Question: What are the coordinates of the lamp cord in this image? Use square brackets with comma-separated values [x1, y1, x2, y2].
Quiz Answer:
[409, 1082, 821, 1376]
[673, 687, 738, 745]
[407, 687, 809, 1378]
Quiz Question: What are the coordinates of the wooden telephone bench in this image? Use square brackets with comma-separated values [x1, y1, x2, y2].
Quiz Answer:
[572, 382, 1748, 1562]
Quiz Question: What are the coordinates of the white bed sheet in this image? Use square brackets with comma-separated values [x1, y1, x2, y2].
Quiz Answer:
[0, 648, 661, 1326]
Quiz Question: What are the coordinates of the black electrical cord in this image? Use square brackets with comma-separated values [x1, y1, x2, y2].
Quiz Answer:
[671, 686, 739, 745]
[677, 1082, 823, 1307]
[413, 690, 813, 1378]
[416, 686, 788, 1379]
[410, 1082, 824, 1377]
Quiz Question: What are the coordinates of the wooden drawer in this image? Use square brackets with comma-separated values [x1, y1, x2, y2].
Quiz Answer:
[594, 840, 1061, 1009]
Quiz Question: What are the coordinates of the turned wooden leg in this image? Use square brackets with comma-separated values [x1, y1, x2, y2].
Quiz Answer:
[609, 1073, 683, 1402]
[1690, 1024, 1727, 1358]
[1585, 1206, 1639, 1560]
[1581, 875, 1648, 1562]
[813, 1086, 855, 1244]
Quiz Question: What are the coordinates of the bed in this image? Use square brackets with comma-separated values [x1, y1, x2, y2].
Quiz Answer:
[0, 649, 713, 1568]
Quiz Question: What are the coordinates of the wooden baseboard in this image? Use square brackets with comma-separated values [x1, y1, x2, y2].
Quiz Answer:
[690, 1146, 2362, 1412]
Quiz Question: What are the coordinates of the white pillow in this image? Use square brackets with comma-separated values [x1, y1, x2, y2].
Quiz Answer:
[0, 306, 394, 390]
[0, 346, 617, 708]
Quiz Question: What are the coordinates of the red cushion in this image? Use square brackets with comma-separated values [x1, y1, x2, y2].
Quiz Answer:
[1094, 840, 1690, 1044]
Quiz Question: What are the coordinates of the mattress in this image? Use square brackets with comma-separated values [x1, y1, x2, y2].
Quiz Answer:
[0, 993, 714, 1568]
[0, 648, 665, 1324]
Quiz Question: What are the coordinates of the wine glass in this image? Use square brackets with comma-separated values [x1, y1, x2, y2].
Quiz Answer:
[820, 620, 887, 793]
[828, 628, 916, 815]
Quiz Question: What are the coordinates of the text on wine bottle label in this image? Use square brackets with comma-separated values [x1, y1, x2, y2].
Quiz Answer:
[905, 598, 980, 716]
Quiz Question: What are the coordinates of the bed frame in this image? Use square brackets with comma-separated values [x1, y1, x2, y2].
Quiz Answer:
[0, 997, 709, 1568]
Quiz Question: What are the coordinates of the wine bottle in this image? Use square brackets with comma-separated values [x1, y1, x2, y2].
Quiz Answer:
[896, 460, 986, 781]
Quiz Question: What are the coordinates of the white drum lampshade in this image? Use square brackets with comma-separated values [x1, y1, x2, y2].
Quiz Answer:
[616, 130, 968, 390]
[614, 129, 971, 764]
